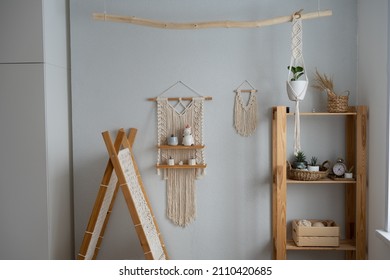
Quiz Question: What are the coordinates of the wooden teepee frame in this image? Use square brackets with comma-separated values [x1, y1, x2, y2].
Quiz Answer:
[77, 128, 168, 260]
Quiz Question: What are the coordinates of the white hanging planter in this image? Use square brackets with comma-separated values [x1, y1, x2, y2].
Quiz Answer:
[286, 80, 308, 102]
[286, 12, 308, 155]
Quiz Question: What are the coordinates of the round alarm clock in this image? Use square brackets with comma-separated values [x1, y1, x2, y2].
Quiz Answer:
[333, 158, 347, 177]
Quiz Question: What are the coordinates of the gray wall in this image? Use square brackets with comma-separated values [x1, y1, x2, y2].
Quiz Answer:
[0, 0, 72, 259]
[357, 0, 390, 260]
[71, 0, 359, 260]
[1, 0, 388, 261]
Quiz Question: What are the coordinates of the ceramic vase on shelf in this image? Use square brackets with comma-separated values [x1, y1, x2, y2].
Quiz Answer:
[182, 124, 194, 146]
[167, 135, 178, 146]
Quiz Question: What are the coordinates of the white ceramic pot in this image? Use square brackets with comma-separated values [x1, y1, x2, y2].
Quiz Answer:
[182, 135, 194, 146]
[307, 165, 320, 172]
[167, 136, 178, 146]
[286, 80, 308, 101]
[344, 172, 353, 179]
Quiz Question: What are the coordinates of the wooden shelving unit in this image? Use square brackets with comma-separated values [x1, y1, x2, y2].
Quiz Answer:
[272, 106, 367, 260]
[157, 145, 206, 170]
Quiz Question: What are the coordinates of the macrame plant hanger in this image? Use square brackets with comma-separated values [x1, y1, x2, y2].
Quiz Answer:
[233, 80, 258, 137]
[286, 10, 308, 155]
[148, 81, 212, 227]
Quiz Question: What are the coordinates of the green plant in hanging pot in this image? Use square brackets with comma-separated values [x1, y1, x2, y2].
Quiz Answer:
[286, 65, 308, 102]
[288, 66, 305, 81]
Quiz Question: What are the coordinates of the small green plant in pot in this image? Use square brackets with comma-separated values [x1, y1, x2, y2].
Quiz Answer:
[293, 151, 307, 169]
[286, 65, 308, 102]
[308, 156, 320, 172]
[287, 66, 305, 81]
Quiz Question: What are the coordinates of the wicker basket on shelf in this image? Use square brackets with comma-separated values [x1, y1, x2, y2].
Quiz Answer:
[287, 161, 329, 181]
[312, 69, 350, 113]
[327, 91, 349, 113]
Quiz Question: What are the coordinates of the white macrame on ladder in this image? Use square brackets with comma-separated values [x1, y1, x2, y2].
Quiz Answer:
[286, 12, 308, 155]
[118, 149, 166, 260]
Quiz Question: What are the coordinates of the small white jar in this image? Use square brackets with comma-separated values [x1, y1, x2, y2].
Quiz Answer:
[344, 172, 353, 179]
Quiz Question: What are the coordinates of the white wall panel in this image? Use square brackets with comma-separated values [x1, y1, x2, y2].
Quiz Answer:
[0, 64, 48, 259]
[0, 0, 44, 63]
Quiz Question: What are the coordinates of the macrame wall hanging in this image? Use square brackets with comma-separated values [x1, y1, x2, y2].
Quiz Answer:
[148, 81, 212, 227]
[233, 80, 258, 137]
[286, 10, 309, 155]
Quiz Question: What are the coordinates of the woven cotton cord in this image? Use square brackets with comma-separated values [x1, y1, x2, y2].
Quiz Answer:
[84, 172, 118, 259]
[234, 90, 257, 137]
[192, 97, 206, 178]
[156, 98, 167, 176]
[287, 13, 307, 155]
[118, 149, 166, 259]
[291, 14, 303, 60]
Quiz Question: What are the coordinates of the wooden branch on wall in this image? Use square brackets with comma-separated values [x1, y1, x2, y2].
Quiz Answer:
[93, 9, 332, 29]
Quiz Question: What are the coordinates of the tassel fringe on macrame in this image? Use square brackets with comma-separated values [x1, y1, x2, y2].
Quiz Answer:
[166, 169, 196, 227]
[234, 90, 258, 137]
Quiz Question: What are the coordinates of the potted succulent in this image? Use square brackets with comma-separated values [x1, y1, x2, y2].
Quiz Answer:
[344, 165, 354, 179]
[286, 65, 308, 102]
[293, 151, 307, 169]
[307, 156, 320, 172]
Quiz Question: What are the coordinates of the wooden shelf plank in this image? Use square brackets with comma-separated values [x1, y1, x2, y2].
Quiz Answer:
[158, 145, 205, 150]
[287, 178, 356, 184]
[156, 164, 207, 169]
[286, 240, 356, 251]
[287, 112, 357, 116]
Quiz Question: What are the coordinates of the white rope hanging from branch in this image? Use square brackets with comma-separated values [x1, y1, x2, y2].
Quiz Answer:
[286, 11, 309, 155]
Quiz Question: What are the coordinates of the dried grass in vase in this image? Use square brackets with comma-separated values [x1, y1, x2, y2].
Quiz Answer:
[312, 69, 337, 98]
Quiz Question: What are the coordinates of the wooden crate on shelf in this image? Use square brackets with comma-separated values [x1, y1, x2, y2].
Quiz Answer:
[292, 220, 340, 247]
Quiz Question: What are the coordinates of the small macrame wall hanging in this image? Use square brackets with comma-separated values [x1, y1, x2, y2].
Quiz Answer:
[286, 10, 309, 155]
[233, 80, 258, 137]
[149, 81, 212, 227]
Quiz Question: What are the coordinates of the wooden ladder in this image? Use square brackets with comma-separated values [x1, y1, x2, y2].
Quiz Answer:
[77, 128, 168, 260]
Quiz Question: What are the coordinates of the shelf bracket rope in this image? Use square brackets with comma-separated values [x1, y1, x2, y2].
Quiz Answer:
[93, 9, 332, 29]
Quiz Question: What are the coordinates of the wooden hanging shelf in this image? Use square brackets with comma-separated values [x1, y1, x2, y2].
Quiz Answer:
[235, 89, 257, 93]
[93, 9, 332, 29]
[158, 145, 205, 150]
[156, 164, 207, 169]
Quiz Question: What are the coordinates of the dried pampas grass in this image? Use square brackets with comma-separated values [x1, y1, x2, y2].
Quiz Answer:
[312, 69, 337, 97]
